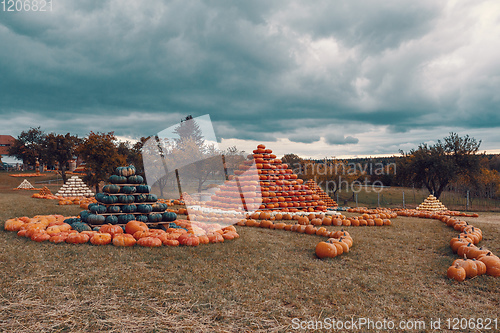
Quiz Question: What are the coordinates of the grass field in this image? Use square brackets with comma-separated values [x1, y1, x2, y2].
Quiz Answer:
[1, 172, 500, 332]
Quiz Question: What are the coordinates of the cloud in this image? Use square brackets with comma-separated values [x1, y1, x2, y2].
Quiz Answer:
[0, 0, 499, 157]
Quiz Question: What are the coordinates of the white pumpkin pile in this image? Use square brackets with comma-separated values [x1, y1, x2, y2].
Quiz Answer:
[17, 179, 35, 189]
[56, 176, 94, 197]
[416, 194, 448, 211]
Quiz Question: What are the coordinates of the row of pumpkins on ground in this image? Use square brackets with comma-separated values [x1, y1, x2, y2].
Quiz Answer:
[4, 215, 239, 247]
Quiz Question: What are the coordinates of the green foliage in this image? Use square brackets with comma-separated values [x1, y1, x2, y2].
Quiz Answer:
[75, 132, 126, 193]
[397, 133, 482, 198]
[8, 127, 46, 166]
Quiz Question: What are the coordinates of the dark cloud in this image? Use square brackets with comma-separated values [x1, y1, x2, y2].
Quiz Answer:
[0, 0, 499, 155]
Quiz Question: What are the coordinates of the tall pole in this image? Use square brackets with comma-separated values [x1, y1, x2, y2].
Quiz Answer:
[377, 192, 380, 207]
[402, 191, 405, 208]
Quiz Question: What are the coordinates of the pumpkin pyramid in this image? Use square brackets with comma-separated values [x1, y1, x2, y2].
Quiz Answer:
[416, 194, 447, 211]
[16, 179, 35, 189]
[206, 144, 327, 212]
[79, 165, 176, 226]
[304, 179, 338, 208]
[56, 176, 94, 197]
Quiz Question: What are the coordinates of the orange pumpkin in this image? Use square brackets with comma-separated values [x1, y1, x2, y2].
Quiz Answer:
[90, 233, 112, 245]
[113, 234, 137, 247]
[137, 237, 162, 247]
[315, 242, 337, 259]
[99, 224, 124, 237]
[66, 232, 90, 244]
[125, 220, 149, 235]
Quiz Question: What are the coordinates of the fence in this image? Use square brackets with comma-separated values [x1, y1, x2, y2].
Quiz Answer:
[334, 186, 500, 212]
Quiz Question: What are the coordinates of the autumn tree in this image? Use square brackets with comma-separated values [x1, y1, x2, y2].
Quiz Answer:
[76, 132, 126, 193]
[282, 154, 302, 174]
[398, 133, 482, 198]
[8, 127, 46, 167]
[42, 133, 81, 183]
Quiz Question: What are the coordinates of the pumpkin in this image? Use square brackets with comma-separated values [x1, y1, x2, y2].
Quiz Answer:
[479, 253, 500, 277]
[207, 232, 224, 243]
[125, 220, 149, 234]
[121, 186, 137, 194]
[452, 259, 478, 278]
[146, 194, 158, 202]
[90, 205, 107, 214]
[164, 239, 180, 246]
[80, 210, 91, 222]
[128, 175, 144, 184]
[135, 215, 149, 223]
[118, 214, 135, 224]
[49, 232, 68, 243]
[66, 233, 90, 244]
[99, 224, 124, 237]
[119, 195, 135, 204]
[31, 231, 50, 242]
[473, 259, 487, 276]
[103, 185, 120, 194]
[136, 185, 151, 193]
[121, 204, 137, 213]
[137, 237, 162, 247]
[4, 219, 25, 231]
[90, 233, 112, 245]
[109, 175, 127, 184]
[198, 235, 210, 244]
[72, 222, 92, 232]
[148, 214, 162, 223]
[112, 234, 136, 247]
[315, 242, 337, 259]
[447, 264, 466, 282]
[137, 204, 153, 214]
[87, 214, 106, 225]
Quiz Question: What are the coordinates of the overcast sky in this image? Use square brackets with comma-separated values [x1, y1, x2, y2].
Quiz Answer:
[1, 0, 499, 158]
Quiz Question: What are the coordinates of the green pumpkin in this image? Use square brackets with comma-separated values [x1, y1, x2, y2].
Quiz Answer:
[137, 204, 153, 214]
[88, 214, 105, 225]
[135, 215, 148, 223]
[107, 205, 121, 213]
[135, 194, 147, 203]
[103, 185, 120, 194]
[162, 211, 177, 222]
[146, 194, 158, 202]
[118, 195, 135, 204]
[95, 193, 106, 202]
[72, 222, 92, 232]
[90, 204, 107, 214]
[128, 175, 144, 184]
[121, 204, 137, 213]
[105, 215, 119, 225]
[80, 210, 91, 222]
[109, 175, 127, 184]
[121, 186, 137, 194]
[148, 213, 162, 222]
[118, 214, 134, 224]
[136, 185, 150, 193]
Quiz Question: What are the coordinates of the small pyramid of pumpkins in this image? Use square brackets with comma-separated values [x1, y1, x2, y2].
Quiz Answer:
[304, 179, 338, 208]
[56, 176, 94, 197]
[207, 144, 327, 212]
[38, 186, 53, 196]
[416, 194, 447, 211]
[16, 179, 35, 189]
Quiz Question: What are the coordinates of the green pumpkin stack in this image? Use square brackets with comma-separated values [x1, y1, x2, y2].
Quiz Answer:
[79, 164, 177, 226]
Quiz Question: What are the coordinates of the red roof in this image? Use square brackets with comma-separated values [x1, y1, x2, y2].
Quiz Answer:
[0, 135, 15, 156]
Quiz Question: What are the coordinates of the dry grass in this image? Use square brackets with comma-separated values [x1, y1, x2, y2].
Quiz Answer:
[1, 172, 500, 332]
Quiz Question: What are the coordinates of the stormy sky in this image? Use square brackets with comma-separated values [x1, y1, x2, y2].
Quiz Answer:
[1, 0, 499, 158]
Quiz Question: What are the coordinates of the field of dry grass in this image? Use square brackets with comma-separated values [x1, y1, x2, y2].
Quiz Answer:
[1, 172, 500, 332]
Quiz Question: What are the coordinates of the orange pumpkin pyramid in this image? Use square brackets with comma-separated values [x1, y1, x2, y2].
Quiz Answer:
[304, 179, 337, 208]
[206, 144, 327, 212]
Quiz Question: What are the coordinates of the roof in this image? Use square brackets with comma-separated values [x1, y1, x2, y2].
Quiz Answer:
[0, 135, 15, 156]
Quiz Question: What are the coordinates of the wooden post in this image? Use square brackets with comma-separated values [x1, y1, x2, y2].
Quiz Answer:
[221, 154, 229, 181]
[175, 169, 183, 200]
[235, 176, 248, 212]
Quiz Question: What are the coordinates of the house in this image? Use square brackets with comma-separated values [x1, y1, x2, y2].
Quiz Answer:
[0, 135, 15, 159]
[0, 135, 21, 165]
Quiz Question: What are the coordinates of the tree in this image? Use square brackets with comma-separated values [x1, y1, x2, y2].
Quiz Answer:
[42, 133, 81, 183]
[173, 115, 204, 148]
[398, 133, 482, 198]
[76, 132, 126, 193]
[282, 154, 303, 174]
[8, 127, 46, 167]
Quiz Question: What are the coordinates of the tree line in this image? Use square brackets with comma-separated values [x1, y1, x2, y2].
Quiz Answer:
[282, 133, 500, 199]
[8, 127, 145, 192]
